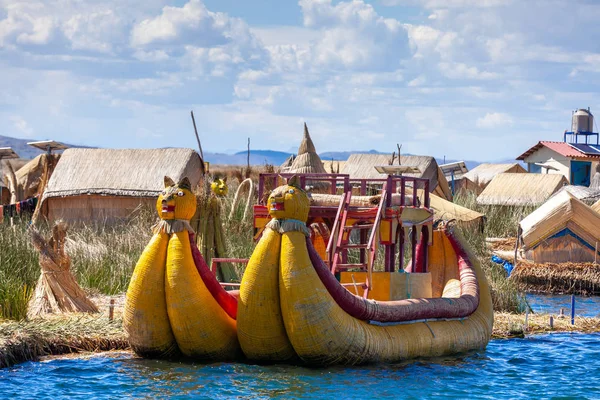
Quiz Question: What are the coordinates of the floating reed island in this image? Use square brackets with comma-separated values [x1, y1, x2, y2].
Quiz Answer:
[511, 261, 600, 296]
[0, 310, 127, 369]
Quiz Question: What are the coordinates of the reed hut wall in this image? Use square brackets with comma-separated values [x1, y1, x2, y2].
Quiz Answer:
[38, 148, 203, 224]
[477, 173, 568, 206]
[523, 234, 599, 263]
[45, 195, 155, 224]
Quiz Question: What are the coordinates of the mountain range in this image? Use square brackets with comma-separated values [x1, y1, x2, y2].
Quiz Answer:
[0, 134, 518, 170]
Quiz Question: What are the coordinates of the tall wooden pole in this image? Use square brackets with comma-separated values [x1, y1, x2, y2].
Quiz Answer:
[190, 110, 204, 160]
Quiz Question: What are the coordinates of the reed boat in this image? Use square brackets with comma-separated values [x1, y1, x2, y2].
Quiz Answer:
[238, 173, 493, 365]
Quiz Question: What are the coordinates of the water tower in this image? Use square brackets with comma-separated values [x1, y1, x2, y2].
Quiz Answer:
[564, 107, 599, 145]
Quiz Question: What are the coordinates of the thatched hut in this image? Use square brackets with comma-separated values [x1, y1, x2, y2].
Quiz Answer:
[341, 154, 453, 201]
[463, 163, 526, 193]
[477, 173, 568, 206]
[286, 123, 327, 174]
[13, 154, 60, 201]
[519, 191, 600, 263]
[37, 148, 203, 224]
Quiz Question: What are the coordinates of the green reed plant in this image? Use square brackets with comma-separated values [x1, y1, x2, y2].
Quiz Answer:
[0, 220, 40, 320]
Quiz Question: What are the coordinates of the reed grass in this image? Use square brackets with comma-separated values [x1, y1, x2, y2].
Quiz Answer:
[454, 190, 532, 313]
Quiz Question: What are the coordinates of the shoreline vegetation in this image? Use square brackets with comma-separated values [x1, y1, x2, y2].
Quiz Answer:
[1, 173, 599, 368]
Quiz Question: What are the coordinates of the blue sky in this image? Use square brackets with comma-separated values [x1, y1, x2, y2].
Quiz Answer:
[2, 0, 600, 161]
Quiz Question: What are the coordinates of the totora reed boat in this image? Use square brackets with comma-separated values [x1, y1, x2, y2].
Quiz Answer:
[125, 172, 492, 366]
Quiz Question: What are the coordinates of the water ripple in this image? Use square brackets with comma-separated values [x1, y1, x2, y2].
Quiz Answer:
[1, 333, 600, 399]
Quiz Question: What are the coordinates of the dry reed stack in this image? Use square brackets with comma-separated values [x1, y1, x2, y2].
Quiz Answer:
[27, 222, 99, 319]
[31, 154, 60, 224]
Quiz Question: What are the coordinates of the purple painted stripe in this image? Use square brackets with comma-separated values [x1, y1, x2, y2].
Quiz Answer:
[306, 230, 480, 323]
[189, 232, 238, 320]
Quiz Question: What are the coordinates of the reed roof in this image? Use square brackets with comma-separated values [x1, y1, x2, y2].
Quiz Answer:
[477, 173, 568, 206]
[342, 153, 452, 200]
[520, 190, 600, 251]
[287, 123, 326, 174]
[42, 148, 203, 199]
[463, 163, 526, 188]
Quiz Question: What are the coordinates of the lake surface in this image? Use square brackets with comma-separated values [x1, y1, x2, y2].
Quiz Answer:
[2, 333, 600, 399]
[527, 293, 600, 318]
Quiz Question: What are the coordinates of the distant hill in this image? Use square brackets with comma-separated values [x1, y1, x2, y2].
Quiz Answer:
[0, 135, 90, 159]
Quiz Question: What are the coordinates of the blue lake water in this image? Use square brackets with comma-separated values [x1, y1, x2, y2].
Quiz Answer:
[527, 293, 600, 318]
[2, 333, 600, 399]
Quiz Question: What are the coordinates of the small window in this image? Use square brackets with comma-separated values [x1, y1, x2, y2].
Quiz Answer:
[528, 163, 541, 173]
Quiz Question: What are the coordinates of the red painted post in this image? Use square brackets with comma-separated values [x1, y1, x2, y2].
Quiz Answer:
[398, 227, 405, 271]
[412, 179, 418, 206]
[421, 224, 429, 273]
[411, 226, 417, 272]
[400, 178, 405, 207]
[258, 174, 265, 205]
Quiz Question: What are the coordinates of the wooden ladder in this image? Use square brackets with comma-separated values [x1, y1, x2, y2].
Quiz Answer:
[327, 189, 387, 298]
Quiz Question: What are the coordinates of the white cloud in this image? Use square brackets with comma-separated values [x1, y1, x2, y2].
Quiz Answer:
[408, 75, 426, 87]
[476, 112, 513, 128]
[62, 9, 123, 53]
[265, 0, 410, 72]
[130, 0, 222, 47]
[439, 62, 498, 80]
[2, 0, 600, 162]
[381, 0, 510, 7]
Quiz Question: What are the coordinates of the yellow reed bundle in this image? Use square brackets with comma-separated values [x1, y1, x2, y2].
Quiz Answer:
[165, 231, 239, 360]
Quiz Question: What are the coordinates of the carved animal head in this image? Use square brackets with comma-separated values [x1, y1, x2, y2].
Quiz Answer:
[267, 176, 310, 222]
[156, 176, 197, 221]
[211, 177, 228, 197]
